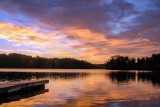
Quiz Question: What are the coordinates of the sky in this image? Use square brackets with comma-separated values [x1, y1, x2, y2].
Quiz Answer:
[0, 0, 160, 64]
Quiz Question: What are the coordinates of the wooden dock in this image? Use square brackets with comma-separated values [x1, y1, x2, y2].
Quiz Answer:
[0, 80, 49, 95]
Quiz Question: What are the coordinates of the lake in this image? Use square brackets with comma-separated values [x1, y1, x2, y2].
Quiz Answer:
[0, 69, 160, 107]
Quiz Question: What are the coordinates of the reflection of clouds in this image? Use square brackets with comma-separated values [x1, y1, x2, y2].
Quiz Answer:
[1, 70, 160, 107]
[50, 75, 160, 106]
[55, 75, 159, 107]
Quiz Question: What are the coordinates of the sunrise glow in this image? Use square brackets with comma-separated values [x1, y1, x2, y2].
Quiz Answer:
[0, 0, 159, 63]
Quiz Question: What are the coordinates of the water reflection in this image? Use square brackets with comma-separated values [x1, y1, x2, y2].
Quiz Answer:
[0, 72, 89, 81]
[1, 70, 160, 107]
[138, 72, 160, 86]
[107, 71, 160, 87]
[108, 71, 136, 85]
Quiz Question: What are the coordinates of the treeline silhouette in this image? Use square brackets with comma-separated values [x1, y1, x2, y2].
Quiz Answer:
[0, 53, 96, 69]
[105, 54, 160, 70]
[1, 53, 160, 70]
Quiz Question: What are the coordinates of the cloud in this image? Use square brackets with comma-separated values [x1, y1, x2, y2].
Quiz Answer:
[52, 50, 78, 58]
[0, 0, 159, 63]
[0, 21, 49, 45]
[0, 0, 135, 35]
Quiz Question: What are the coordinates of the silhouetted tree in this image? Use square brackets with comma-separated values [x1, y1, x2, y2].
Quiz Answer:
[105, 55, 136, 70]
[105, 53, 160, 70]
[0, 53, 97, 69]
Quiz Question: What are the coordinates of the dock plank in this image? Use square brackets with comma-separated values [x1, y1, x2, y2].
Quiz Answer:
[0, 80, 49, 94]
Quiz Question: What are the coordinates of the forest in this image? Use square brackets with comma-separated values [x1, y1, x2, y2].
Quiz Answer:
[0, 53, 160, 70]
[105, 54, 160, 70]
[0, 53, 96, 69]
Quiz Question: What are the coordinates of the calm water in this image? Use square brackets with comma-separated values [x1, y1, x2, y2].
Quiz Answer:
[0, 69, 160, 107]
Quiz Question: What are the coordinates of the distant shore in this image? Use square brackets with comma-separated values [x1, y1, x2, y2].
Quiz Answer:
[0, 53, 104, 69]
[0, 53, 160, 70]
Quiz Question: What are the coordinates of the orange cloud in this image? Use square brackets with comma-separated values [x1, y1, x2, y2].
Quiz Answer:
[0, 21, 48, 45]
[52, 50, 77, 58]
[63, 27, 128, 47]
[62, 27, 157, 63]
[63, 27, 107, 42]
[62, 27, 129, 63]
[0, 22, 157, 64]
